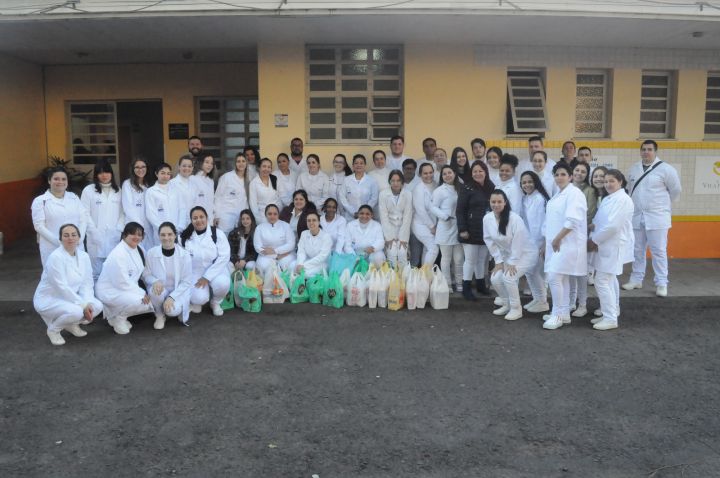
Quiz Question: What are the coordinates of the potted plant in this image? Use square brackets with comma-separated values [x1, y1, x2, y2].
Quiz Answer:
[39, 155, 92, 195]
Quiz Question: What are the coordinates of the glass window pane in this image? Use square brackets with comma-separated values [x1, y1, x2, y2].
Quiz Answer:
[576, 97, 603, 109]
[640, 111, 667, 122]
[516, 109, 545, 118]
[576, 110, 603, 121]
[640, 123, 666, 134]
[704, 112, 720, 123]
[708, 76, 720, 88]
[248, 137, 260, 146]
[310, 64, 335, 76]
[512, 88, 541, 98]
[310, 128, 336, 140]
[373, 127, 399, 138]
[342, 97, 367, 108]
[642, 87, 668, 98]
[226, 149, 243, 158]
[248, 99, 259, 109]
[249, 124, 259, 133]
[310, 80, 336, 91]
[373, 112, 400, 123]
[706, 101, 720, 111]
[200, 123, 220, 134]
[373, 64, 399, 76]
[341, 64, 368, 76]
[641, 99, 668, 110]
[200, 112, 220, 122]
[310, 113, 336, 124]
[577, 86, 603, 97]
[342, 80, 367, 91]
[341, 49, 368, 61]
[225, 99, 245, 109]
[575, 122, 603, 133]
[249, 112, 259, 121]
[342, 113, 367, 124]
[373, 48, 399, 60]
[706, 89, 720, 100]
[309, 49, 335, 61]
[310, 97, 336, 109]
[342, 128, 367, 139]
[374, 80, 399, 91]
[225, 137, 246, 147]
[203, 137, 221, 147]
[226, 111, 245, 121]
[516, 120, 546, 129]
[226, 124, 244, 133]
[72, 113, 115, 124]
[577, 74, 604, 85]
[705, 124, 720, 134]
[373, 97, 400, 108]
[643, 75, 669, 86]
[510, 77, 540, 88]
[71, 103, 114, 113]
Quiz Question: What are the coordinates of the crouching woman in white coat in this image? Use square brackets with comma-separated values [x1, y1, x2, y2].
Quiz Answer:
[95, 222, 155, 335]
[344, 204, 386, 268]
[483, 191, 538, 321]
[34, 223, 103, 345]
[179, 206, 231, 317]
[253, 204, 297, 277]
[378, 170, 413, 268]
[295, 211, 333, 278]
[144, 222, 194, 330]
[588, 169, 635, 331]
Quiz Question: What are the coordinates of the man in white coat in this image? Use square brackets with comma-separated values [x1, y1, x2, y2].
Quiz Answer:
[387, 135, 408, 171]
[622, 140, 682, 297]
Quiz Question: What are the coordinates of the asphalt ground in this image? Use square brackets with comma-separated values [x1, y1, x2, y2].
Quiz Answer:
[2, 295, 720, 477]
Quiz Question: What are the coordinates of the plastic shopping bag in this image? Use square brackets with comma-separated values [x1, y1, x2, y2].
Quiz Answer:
[353, 256, 369, 276]
[263, 267, 290, 304]
[322, 271, 344, 309]
[429, 264, 450, 310]
[405, 268, 418, 311]
[340, 269, 351, 303]
[349, 271, 367, 307]
[307, 272, 326, 304]
[416, 268, 431, 309]
[238, 283, 262, 313]
[377, 269, 391, 309]
[329, 252, 358, 276]
[388, 269, 405, 311]
[290, 269, 309, 304]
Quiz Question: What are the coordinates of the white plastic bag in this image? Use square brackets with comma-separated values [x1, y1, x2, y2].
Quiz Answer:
[368, 270, 379, 309]
[377, 269, 390, 308]
[262, 265, 290, 304]
[340, 269, 352, 304]
[429, 264, 450, 310]
[349, 271, 368, 307]
[405, 268, 418, 311]
[416, 268, 430, 309]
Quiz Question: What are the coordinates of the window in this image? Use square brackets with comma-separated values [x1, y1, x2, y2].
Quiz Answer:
[69, 102, 117, 165]
[705, 72, 720, 137]
[196, 97, 259, 168]
[575, 70, 610, 137]
[640, 71, 675, 138]
[507, 70, 549, 134]
[307, 45, 402, 143]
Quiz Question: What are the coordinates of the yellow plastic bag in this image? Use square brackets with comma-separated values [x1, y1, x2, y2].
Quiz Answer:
[388, 270, 405, 311]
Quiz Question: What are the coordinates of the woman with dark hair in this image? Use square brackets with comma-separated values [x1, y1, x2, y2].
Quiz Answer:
[329, 153, 352, 216]
[449, 146, 472, 183]
[456, 161, 495, 300]
[432, 165, 464, 292]
[95, 222, 155, 335]
[170, 156, 195, 231]
[567, 161, 597, 318]
[368, 150, 391, 193]
[496, 154, 523, 215]
[530, 150, 557, 198]
[485, 146, 503, 185]
[243, 145, 260, 181]
[179, 206, 231, 317]
[253, 204, 297, 277]
[191, 152, 216, 225]
[249, 157, 280, 224]
[412, 162, 438, 267]
[81, 158, 124, 279]
[483, 190, 537, 321]
[587, 166, 609, 288]
[280, 189, 318, 240]
[33, 223, 103, 345]
[542, 162, 588, 330]
[215, 153, 250, 234]
[378, 170, 413, 268]
[122, 156, 152, 248]
[344, 205, 385, 267]
[320, 198, 347, 254]
[32, 167, 88, 266]
[340, 154, 379, 221]
[295, 211, 333, 278]
[145, 221, 193, 329]
[146, 162, 181, 245]
[296, 154, 331, 207]
[228, 209, 258, 272]
[273, 153, 298, 209]
[519, 170, 551, 313]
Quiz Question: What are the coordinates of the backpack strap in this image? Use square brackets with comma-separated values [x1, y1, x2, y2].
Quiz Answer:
[211, 226, 217, 244]
[630, 161, 663, 197]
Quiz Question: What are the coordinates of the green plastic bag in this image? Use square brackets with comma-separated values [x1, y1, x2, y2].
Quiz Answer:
[280, 269, 291, 293]
[290, 270, 309, 304]
[238, 283, 262, 313]
[322, 271, 344, 309]
[307, 273, 325, 304]
[220, 273, 235, 310]
[353, 256, 369, 276]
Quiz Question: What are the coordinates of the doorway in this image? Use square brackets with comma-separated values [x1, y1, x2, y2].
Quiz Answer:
[116, 101, 164, 182]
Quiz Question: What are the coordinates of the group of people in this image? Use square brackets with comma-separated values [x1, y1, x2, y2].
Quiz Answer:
[31, 134, 681, 345]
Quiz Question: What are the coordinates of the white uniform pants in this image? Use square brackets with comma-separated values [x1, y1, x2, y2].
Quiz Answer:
[526, 256, 547, 303]
[149, 288, 184, 319]
[631, 227, 669, 286]
[190, 274, 232, 306]
[90, 256, 107, 281]
[595, 271, 620, 324]
[491, 264, 532, 311]
[413, 225, 438, 267]
[569, 275, 588, 308]
[548, 272, 571, 319]
[385, 241, 408, 269]
[256, 254, 297, 280]
[38, 299, 104, 333]
[216, 211, 240, 236]
[439, 244, 464, 287]
[461, 244, 488, 281]
[105, 293, 154, 321]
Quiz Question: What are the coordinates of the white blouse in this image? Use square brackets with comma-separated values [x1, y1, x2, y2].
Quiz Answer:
[320, 214, 347, 254]
[483, 211, 537, 269]
[296, 229, 333, 277]
[378, 189, 413, 242]
[249, 176, 280, 224]
[273, 169, 299, 209]
[430, 183, 459, 246]
[344, 219, 385, 255]
[253, 221, 296, 258]
[190, 174, 215, 222]
[296, 171, 331, 208]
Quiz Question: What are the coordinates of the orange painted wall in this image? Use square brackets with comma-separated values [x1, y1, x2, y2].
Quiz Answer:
[0, 177, 43, 248]
[668, 221, 720, 259]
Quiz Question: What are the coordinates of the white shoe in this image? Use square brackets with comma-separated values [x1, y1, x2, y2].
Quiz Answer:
[79, 319, 91, 325]
[110, 318, 130, 335]
[590, 317, 603, 325]
[526, 301, 550, 313]
[47, 330, 65, 345]
[504, 308, 522, 321]
[211, 302, 224, 317]
[543, 315, 564, 330]
[593, 319, 618, 330]
[64, 324, 87, 337]
[587, 273, 595, 286]
[190, 303, 202, 314]
[493, 296, 504, 306]
[593, 308, 603, 317]
[493, 305, 510, 316]
[656, 285, 667, 297]
[523, 299, 537, 310]
[542, 314, 553, 322]
[570, 304, 577, 312]
[571, 306, 588, 318]
[153, 315, 166, 330]
[522, 288, 531, 296]
[562, 315, 572, 325]
[622, 281, 642, 291]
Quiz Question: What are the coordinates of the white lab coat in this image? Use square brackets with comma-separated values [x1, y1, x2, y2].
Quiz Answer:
[273, 169, 298, 209]
[253, 220, 297, 275]
[288, 156, 309, 175]
[543, 183, 588, 276]
[296, 229, 333, 278]
[386, 154, 407, 172]
[320, 214, 347, 254]
[214, 171, 249, 234]
[31, 190, 88, 266]
[344, 219, 385, 256]
[627, 157, 682, 230]
[521, 190, 547, 248]
[33, 247, 103, 332]
[329, 172, 348, 214]
[249, 176, 280, 224]
[183, 228, 232, 305]
[483, 211, 537, 269]
[80, 184, 124, 261]
[190, 174, 215, 223]
[296, 171, 331, 208]
[496, 178, 524, 217]
[121, 180, 152, 248]
[412, 182, 436, 232]
[95, 241, 154, 320]
[403, 177, 421, 193]
[487, 166, 501, 186]
[519, 157, 556, 176]
[378, 189, 413, 242]
[143, 246, 193, 323]
[591, 189, 635, 275]
[430, 184, 459, 246]
[340, 173, 379, 221]
[170, 175, 194, 230]
[145, 183, 181, 241]
[369, 167, 391, 193]
[533, 167, 558, 198]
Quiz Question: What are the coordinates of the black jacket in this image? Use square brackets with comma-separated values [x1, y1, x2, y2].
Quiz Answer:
[456, 183, 491, 245]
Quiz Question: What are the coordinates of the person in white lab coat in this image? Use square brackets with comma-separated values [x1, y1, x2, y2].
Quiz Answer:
[432, 165, 464, 292]
[243, 146, 260, 182]
[519, 171, 551, 313]
[589, 169, 635, 331]
[144, 222, 193, 329]
[179, 206, 231, 317]
[485, 147, 503, 186]
[587, 166, 609, 289]
[214, 152, 250, 234]
[31, 167, 88, 266]
[387, 135, 408, 171]
[146, 163, 181, 245]
[378, 170, 413, 268]
[412, 162, 439, 267]
[81, 159, 124, 279]
[253, 204, 297, 277]
[294, 211, 333, 278]
[296, 154, 330, 208]
[249, 158, 280, 224]
[623, 140, 682, 297]
[530, 150, 558, 198]
[33, 224, 103, 345]
[320, 198, 347, 254]
[121, 157, 152, 248]
[273, 153, 298, 210]
[190, 153, 216, 224]
[402, 158, 420, 193]
[288, 137, 308, 175]
[496, 154, 524, 216]
[170, 156, 195, 231]
[518, 136, 555, 176]
[95, 222, 155, 335]
[228, 209, 258, 272]
[431, 148, 449, 183]
[329, 154, 353, 212]
[542, 162, 588, 330]
[344, 205, 386, 268]
[368, 150, 391, 194]
[279, 189, 318, 240]
[483, 190, 538, 321]
[340, 154, 379, 221]
[568, 162, 598, 318]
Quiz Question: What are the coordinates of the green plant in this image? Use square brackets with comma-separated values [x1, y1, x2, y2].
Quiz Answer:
[40, 155, 92, 195]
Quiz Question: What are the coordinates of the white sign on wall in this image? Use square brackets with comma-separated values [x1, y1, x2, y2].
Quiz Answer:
[694, 157, 720, 195]
[592, 156, 617, 169]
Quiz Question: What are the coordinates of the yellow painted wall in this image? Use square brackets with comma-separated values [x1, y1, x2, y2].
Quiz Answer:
[675, 70, 707, 141]
[0, 53, 47, 182]
[610, 69, 642, 140]
[545, 67, 576, 140]
[44, 62, 258, 168]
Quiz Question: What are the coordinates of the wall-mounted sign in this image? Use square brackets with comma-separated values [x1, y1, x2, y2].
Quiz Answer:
[694, 157, 720, 195]
[593, 155, 617, 169]
[274, 114, 288, 127]
[169, 123, 189, 140]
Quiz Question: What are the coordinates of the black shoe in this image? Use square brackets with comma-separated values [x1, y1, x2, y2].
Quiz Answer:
[462, 280, 477, 301]
[476, 279, 490, 295]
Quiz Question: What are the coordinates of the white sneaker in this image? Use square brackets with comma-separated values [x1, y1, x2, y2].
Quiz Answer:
[523, 299, 537, 310]
[190, 303, 202, 314]
[110, 318, 130, 335]
[593, 308, 603, 317]
[571, 306, 588, 318]
[64, 324, 87, 337]
[526, 302, 550, 313]
[522, 288, 532, 296]
[590, 317, 603, 325]
[493, 296, 504, 306]
[570, 304, 577, 312]
[493, 305, 510, 316]
[656, 285, 668, 297]
[211, 302, 224, 317]
[47, 330, 65, 345]
[504, 308, 523, 321]
[622, 281, 642, 291]
[153, 315, 166, 330]
[543, 315, 564, 330]
[562, 315, 572, 325]
[593, 319, 618, 330]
